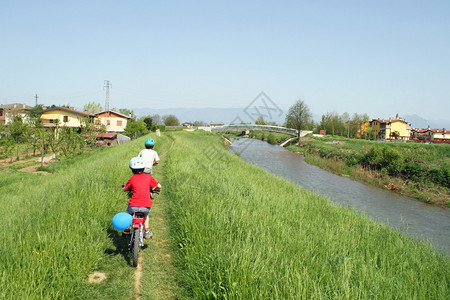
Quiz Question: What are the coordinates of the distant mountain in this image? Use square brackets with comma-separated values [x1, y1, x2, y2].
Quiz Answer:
[132, 107, 287, 125]
[404, 114, 450, 130]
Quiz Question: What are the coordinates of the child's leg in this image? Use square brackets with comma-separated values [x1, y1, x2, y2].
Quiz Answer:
[144, 217, 150, 230]
[144, 216, 153, 239]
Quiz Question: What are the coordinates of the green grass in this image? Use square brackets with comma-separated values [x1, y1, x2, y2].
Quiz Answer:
[223, 130, 293, 145]
[164, 131, 449, 299]
[0, 133, 172, 299]
[1, 130, 449, 299]
[247, 130, 292, 145]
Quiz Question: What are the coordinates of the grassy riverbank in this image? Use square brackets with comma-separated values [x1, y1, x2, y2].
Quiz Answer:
[1, 130, 449, 298]
[285, 135, 450, 206]
[231, 130, 449, 206]
[164, 131, 449, 299]
[0, 134, 175, 299]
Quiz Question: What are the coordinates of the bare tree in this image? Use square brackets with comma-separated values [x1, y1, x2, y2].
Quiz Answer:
[285, 99, 312, 141]
[152, 114, 161, 125]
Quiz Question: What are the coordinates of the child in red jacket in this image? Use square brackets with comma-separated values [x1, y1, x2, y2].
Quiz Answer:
[123, 157, 161, 239]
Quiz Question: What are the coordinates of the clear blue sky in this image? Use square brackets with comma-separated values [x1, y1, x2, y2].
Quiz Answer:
[1, 0, 449, 121]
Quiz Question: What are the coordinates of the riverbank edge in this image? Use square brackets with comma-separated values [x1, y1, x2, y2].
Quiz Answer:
[285, 144, 449, 207]
[225, 133, 449, 207]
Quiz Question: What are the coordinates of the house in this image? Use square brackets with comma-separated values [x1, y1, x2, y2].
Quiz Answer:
[210, 122, 224, 127]
[40, 106, 95, 128]
[427, 128, 450, 143]
[369, 114, 411, 141]
[410, 127, 450, 143]
[182, 122, 194, 128]
[0, 103, 33, 125]
[94, 110, 131, 132]
[423, 128, 450, 143]
[410, 128, 428, 140]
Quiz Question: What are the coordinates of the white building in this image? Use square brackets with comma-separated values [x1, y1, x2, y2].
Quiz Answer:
[94, 111, 132, 132]
[0, 103, 33, 125]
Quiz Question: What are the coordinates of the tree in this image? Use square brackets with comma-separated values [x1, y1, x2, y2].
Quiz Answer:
[113, 108, 135, 120]
[285, 99, 312, 141]
[27, 105, 44, 128]
[193, 120, 207, 126]
[141, 116, 153, 130]
[83, 102, 102, 114]
[163, 115, 180, 126]
[124, 120, 148, 139]
[152, 114, 162, 125]
[9, 116, 29, 144]
[319, 111, 350, 137]
[391, 130, 400, 140]
[255, 116, 267, 125]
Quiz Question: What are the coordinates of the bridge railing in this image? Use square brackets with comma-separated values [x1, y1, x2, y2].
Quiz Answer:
[211, 124, 298, 136]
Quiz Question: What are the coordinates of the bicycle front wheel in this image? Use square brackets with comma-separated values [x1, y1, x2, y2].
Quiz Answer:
[132, 227, 140, 267]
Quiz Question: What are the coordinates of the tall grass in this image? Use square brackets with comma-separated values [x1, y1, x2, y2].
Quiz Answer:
[164, 131, 449, 299]
[0, 134, 170, 299]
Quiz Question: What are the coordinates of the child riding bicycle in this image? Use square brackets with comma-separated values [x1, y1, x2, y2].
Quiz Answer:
[138, 138, 160, 175]
[123, 157, 161, 239]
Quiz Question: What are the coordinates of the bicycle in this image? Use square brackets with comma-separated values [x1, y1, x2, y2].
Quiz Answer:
[129, 212, 146, 267]
[124, 188, 159, 267]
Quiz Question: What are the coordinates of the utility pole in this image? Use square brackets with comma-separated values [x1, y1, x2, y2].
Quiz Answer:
[104, 80, 112, 128]
[104, 80, 112, 112]
[35, 94, 39, 106]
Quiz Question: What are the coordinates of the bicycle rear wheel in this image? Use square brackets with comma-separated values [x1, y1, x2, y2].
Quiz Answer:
[132, 227, 140, 267]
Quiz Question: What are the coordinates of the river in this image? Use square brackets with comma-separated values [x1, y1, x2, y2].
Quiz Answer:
[229, 138, 450, 255]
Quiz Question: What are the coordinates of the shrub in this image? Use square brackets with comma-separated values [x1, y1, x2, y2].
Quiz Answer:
[346, 154, 362, 167]
[362, 145, 404, 176]
[402, 162, 427, 183]
[155, 124, 166, 132]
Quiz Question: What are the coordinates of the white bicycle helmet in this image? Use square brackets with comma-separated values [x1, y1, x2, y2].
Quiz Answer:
[129, 157, 146, 169]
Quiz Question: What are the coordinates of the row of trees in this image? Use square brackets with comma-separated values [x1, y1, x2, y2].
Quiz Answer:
[284, 100, 375, 140]
[122, 114, 182, 139]
[0, 103, 181, 163]
[0, 112, 100, 163]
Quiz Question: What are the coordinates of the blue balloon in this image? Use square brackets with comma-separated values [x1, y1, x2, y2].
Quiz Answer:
[112, 212, 132, 231]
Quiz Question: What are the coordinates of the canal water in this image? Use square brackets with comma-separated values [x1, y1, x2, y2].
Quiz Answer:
[229, 138, 450, 255]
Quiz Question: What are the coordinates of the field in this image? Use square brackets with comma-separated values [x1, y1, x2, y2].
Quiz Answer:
[0, 131, 448, 299]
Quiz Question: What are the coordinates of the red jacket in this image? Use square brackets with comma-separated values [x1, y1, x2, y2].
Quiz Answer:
[124, 173, 159, 207]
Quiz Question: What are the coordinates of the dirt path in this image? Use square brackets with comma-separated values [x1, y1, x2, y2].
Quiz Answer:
[18, 164, 49, 174]
[134, 255, 144, 300]
[133, 137, 179, 299]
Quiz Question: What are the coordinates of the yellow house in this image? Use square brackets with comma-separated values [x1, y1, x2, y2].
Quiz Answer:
[94, 110, 131, 132]
[40, 107, 95, 128]
[370, 115, 411, 141]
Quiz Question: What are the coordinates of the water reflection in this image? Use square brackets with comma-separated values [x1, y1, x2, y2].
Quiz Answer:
[229, 138, 450, 255]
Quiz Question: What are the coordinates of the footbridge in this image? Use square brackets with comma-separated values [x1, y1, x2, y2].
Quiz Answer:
[211, 124, 299, 136]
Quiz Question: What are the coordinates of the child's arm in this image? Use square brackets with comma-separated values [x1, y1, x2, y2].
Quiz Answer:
[123, 180, 132, 191]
